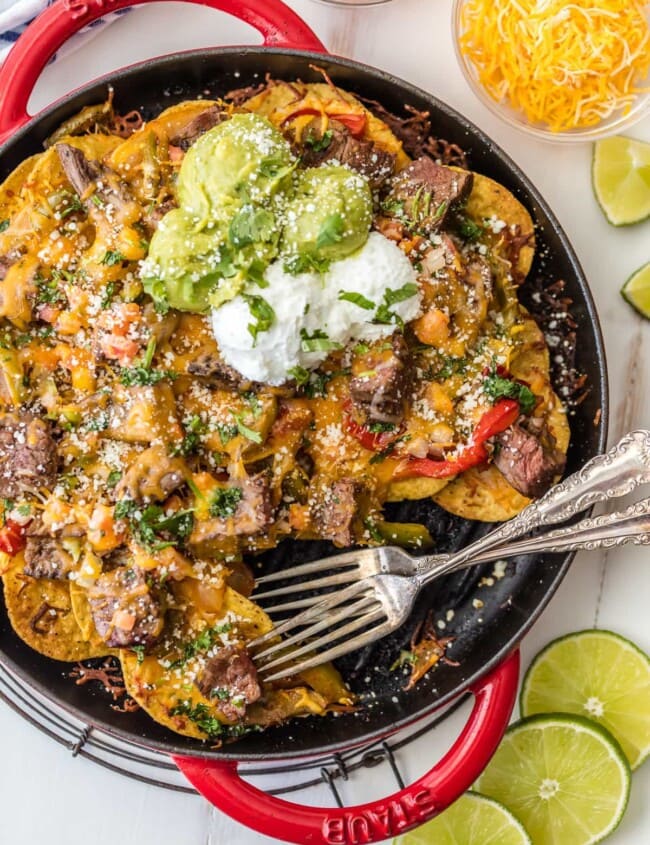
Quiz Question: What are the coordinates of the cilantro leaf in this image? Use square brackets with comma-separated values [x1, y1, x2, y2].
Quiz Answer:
[0, 219, 10, 233]
[305, 129, 333, 152]
[209, 487, 243, 518]
[338, 291, 374, 310]
[316, 213, 345, 250]
[243, 294, 275, 345]
[483, 373, 536, 414]
[101, 250, 126, 266]
[300, 328, 343, 353]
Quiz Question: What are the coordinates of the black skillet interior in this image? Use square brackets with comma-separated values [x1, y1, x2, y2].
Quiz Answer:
[0, 49, 608, 761]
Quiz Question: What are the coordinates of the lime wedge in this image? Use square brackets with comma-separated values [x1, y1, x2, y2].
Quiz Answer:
[621, 261, 650, 320]
[393, 792, 530, 845]
[521, 629, 650, 769]
[476, 715, 631, 845]
[592, 135, 650, 225]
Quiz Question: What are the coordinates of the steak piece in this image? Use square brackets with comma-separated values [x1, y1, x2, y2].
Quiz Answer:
[300, 122, 396, 189]
[0, 414, 58, 497]
[388, 156, 473, 231]
[23, 536, 75, 580]
[312, 478, 360, 547]
[350, 334, 411, 425]
[88, 566, 165, 649]
[187, 352, 253, 390]
[189, 473, 274, 546]
[56, 143, 134, 217]
[169, 106, 226, 151]
[493, 421, 566, 499]
[195, 645, 261, 721]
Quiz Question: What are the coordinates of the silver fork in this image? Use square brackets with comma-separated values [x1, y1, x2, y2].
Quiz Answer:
[252, 430, 650, 681]
[253, 495, 650, 615]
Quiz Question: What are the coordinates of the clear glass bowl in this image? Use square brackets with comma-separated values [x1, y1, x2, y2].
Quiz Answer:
[452, 0, 650, 143]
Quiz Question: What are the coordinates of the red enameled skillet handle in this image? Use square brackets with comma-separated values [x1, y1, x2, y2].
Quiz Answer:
[0, 0, 326, 145]
[174, 651, 520, 845]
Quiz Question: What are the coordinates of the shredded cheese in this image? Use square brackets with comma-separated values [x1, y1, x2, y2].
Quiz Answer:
[459, 0, 650, 132]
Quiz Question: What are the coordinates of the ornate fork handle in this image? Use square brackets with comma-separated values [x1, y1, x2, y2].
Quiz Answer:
[418, 430, 650, 586]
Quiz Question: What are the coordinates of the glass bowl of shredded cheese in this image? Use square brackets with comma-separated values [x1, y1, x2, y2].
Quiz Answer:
[453, 0, 650, 142]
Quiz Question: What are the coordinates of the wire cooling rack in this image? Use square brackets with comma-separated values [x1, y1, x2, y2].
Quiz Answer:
[0, 658, 469, 800]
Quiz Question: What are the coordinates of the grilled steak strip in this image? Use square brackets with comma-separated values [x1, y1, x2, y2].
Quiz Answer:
[493, 420, 566, 499]
[0, 414, 58, 498]
[388, 156, 473, 232]
[350, 334, 412, 425]
[195, 645, 261, 721]
[300, 121, 396, 189]
[187, 353, 254, 391]
[23, 536, 75, 580]
[312, 478, 361, 547]
[56, 143, 134, 215]
[169, 106, 226, 151]
[88, 566, 165, 649]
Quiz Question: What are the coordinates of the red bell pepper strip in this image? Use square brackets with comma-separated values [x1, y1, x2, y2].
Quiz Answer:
[394, 399, 520, 480]
[343, 410, 399, 452]
[281, 108, 367, 138]
[0, 519, 27, 556]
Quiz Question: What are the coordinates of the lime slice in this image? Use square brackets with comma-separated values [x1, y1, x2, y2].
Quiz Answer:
[393, 792, 530, 845]
[621, 261, 650, 320]
[475, 715, 631, 845]
[592, 135, 650, 225]
[521, 629, 650, 769]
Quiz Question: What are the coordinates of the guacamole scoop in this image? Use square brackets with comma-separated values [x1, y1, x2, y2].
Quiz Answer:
[281, 166, 373, 270]
[142, 113, 295, 312]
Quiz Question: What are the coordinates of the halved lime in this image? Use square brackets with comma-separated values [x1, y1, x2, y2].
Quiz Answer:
[475, 714, 631, 845]
[592, 135, 650, 225]
[621, 262, 650, 320]
[393, 792, 530, 845]
[521, 629, 650, 769]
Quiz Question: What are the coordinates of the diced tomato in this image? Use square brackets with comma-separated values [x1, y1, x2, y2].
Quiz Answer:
[394, 399, 520, 480]
[0, 520, 27, 556]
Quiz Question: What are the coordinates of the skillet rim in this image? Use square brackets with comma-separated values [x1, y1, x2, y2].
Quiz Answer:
[0, 46, 609, 761]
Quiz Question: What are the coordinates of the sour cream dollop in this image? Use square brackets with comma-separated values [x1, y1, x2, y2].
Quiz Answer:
[210, 232, 421, 385]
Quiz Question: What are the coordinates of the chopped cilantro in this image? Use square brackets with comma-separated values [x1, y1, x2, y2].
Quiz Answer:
[288, 365, 310, 386]
[456, 215, 484, 242]
[209, 487, 243, 518]
[210, 687, 231, 701]
[367, 421, 396, 433]
[284, 252, 331, 275]
[232, 412, 263, 444]
[59, 194, 84, 219]
[483, 373, 536, 414]
[0, 219, 10, 233]
[169, 623, 233, 669]
[171, 415, 205, 457]
[300, 328, 343, 353]
[338, 291, 374, 310]
[363, 517, 384, 544]
[85, 411, 109, 432]
[243, 294, 275, 345]
[316, 213, 345, 250]
[119, 366, 177, 387]
[106, 470, 122, 489]
[100, 281, 117, 309]
[215, 422, 238, 444]
[228, 206, 275, 249]
[384, 283, 419, 306]
[132, 645, 146, 665]
[390, 650, 417, 671]
[114, 499, 194, 550]
[353, 342, 370, 355]
[305, 129, 333, 152]
[35, 276, 66, 307]
[168, 700, 223, 739]
[101, 250, 126, 266]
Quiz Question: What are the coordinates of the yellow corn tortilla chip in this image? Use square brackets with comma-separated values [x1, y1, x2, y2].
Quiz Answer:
[433, 316, 570, 522]
[243, 81, 410, 171]
[464, 172, 535, 282]
[2, 557, 112, 661]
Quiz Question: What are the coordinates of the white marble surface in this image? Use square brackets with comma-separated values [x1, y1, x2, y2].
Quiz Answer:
[1, 1, 649, 843]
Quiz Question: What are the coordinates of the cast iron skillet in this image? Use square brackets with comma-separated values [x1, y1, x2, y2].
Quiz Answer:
[0, 1, 608, 842]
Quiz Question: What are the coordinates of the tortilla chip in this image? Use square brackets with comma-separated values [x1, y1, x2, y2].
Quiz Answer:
[386, 476, 451, 503]
[121, 585, 351, 740]
[433, 316, 570, 522]
[69, 581, 117, 657]
[243, 81, 410, 171]
[2, 557, 112, 661]
[464, 172, 535, 282]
